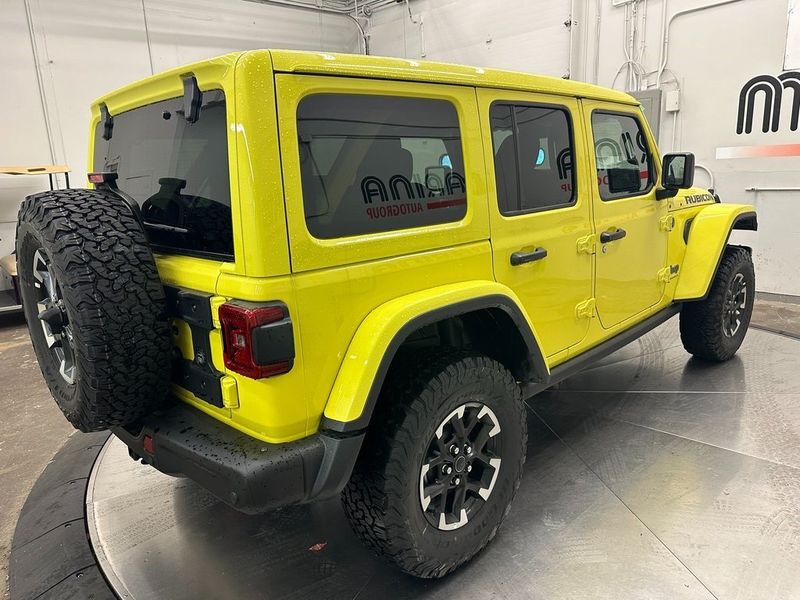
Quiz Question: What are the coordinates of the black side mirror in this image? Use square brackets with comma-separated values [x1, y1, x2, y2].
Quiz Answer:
[657, 152, 695, 199]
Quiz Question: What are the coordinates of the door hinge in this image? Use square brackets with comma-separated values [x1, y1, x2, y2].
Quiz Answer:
[658, 264, 680, 283]
[659, 215, 676, 232]
[576, 234, 596, 255]
[575, 297, 596, 319]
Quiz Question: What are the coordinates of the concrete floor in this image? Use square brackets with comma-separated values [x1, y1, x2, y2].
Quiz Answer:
[0, 314, 73, 600]
[1, 297, 799, 599]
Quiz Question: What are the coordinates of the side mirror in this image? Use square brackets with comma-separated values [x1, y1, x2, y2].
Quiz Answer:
[657, 152, 695, 199]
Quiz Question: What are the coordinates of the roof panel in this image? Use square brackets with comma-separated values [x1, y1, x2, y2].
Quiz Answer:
[267, 49, 638, 105]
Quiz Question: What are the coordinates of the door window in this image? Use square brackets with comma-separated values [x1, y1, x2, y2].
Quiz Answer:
[591, 112, 653, 201]
[489, 103, 575, 215]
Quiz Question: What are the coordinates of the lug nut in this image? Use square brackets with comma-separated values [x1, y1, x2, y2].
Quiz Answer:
[464, 445, 472, 455]
[450, 444, 459, 455]
[467, 464, 472, 473]
[454, 476, 461, 485]
[443, 465, 452, 475]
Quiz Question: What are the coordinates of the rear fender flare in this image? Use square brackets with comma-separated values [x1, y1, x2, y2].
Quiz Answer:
[320, 281, 548, 433]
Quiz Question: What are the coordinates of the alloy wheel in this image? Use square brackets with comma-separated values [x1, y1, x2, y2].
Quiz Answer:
[418, 402, 503, 531]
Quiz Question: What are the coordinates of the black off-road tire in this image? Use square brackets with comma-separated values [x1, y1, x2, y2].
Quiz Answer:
[342, 350, 527, 578]
[680, 245, 755, 362]
[16, 188, 171, 432]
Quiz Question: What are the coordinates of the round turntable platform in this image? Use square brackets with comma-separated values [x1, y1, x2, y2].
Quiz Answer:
[11, 318, 800, 599]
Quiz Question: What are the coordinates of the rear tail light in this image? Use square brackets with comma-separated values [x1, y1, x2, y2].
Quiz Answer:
[218, 302, 294, 379]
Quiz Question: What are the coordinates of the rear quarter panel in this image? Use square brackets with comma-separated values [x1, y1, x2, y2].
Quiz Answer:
[273, 74, 493, 432]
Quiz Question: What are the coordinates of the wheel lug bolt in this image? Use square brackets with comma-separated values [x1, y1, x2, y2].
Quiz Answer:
[467, 465, 472, 473]
[444, 465, 452, 475]
[464, 445, 472, 455]
[450, 444, 459, 455]
[454, 476, 461, 485]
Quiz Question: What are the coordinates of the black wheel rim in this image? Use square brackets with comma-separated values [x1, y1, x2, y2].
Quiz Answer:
[723, 272, 747, 338]
[419, 402, 502, 531]
[31, 249, 76, 384]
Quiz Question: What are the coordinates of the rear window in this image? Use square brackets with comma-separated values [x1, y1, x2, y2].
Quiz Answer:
[296, 94, 467, 239]
[93, 90, 233, 259]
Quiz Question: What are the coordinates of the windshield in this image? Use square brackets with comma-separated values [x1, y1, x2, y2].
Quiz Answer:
[93, 90, 234, 260]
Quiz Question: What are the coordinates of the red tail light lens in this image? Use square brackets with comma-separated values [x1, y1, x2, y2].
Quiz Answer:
[218, 303, 293, 379]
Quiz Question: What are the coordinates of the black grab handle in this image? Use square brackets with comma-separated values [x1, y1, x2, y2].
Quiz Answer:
[600, 228, 627, 243]
[510, 247, 548, 266]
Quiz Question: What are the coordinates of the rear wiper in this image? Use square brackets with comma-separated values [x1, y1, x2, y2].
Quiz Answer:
[142, 221, 189, 235]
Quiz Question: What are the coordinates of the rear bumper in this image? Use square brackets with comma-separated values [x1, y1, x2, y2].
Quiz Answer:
[111, 402, 364, 514]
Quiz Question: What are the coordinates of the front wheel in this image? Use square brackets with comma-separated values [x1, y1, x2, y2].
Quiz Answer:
[680, 245, 755, 362]
[342, 351, 527, 578]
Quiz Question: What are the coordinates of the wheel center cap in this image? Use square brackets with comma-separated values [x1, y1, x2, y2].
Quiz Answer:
[454, 455, 467, 473]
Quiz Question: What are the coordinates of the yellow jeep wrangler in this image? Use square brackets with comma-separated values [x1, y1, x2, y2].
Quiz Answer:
[16, 50, 757, 578]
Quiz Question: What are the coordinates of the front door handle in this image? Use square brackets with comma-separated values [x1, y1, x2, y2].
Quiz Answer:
[510, 247, 548, 266]
[600, 228, 627, 243]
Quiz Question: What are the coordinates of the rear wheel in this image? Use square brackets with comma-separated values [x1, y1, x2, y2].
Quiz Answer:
[16, 188, 171, 431]
[680, 246, 755, 362]
[342, 351, 527, 578]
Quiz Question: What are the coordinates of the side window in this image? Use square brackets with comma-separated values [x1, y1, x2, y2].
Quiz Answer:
[489, 102, 575, 215]
[591, 112, 652, 201]
[296, 94, 467, 239]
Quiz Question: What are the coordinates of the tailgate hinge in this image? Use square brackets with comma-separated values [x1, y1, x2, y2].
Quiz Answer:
[575, 297, 596, 319]
[659, 215, 676, 232]
[576, 234, 596, 255]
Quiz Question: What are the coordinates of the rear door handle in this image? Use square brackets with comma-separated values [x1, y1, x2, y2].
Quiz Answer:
[510, 247, 548, 266]
[600, 228, 627, 243]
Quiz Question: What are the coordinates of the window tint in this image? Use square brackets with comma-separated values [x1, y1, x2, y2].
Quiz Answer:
[297, 94, 467, 239]
[490, 102, 575, 215]
[591, 112, 652, 201]
[93, 90, 233, 259]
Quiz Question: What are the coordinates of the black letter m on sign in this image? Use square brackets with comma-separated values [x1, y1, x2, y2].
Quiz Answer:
[737, 72, 800, 134]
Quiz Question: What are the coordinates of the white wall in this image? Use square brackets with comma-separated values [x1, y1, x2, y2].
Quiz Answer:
[367, 0, 571, 77]
[0, 0, 359, 284]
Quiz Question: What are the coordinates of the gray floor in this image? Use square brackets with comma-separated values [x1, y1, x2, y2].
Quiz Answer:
[0, 315, 73, 600]
[87, 319, 800, 600]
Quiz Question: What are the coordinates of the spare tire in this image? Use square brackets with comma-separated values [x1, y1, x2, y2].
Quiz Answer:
[16, 188, 171, 432]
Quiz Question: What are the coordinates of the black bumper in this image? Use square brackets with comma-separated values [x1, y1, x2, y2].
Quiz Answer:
[111, 402, 364, 515]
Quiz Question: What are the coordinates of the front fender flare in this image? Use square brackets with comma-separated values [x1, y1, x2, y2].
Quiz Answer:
[674, 204, 757, 301]
[320, 281, 548, 433]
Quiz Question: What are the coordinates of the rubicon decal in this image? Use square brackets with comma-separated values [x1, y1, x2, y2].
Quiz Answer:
[684, 193, 714, 204]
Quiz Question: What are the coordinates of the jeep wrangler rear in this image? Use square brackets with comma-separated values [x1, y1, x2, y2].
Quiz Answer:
[16, 49, 756, 578]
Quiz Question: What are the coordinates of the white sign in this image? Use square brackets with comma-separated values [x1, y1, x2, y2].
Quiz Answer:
[787, 0, 800, 70]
